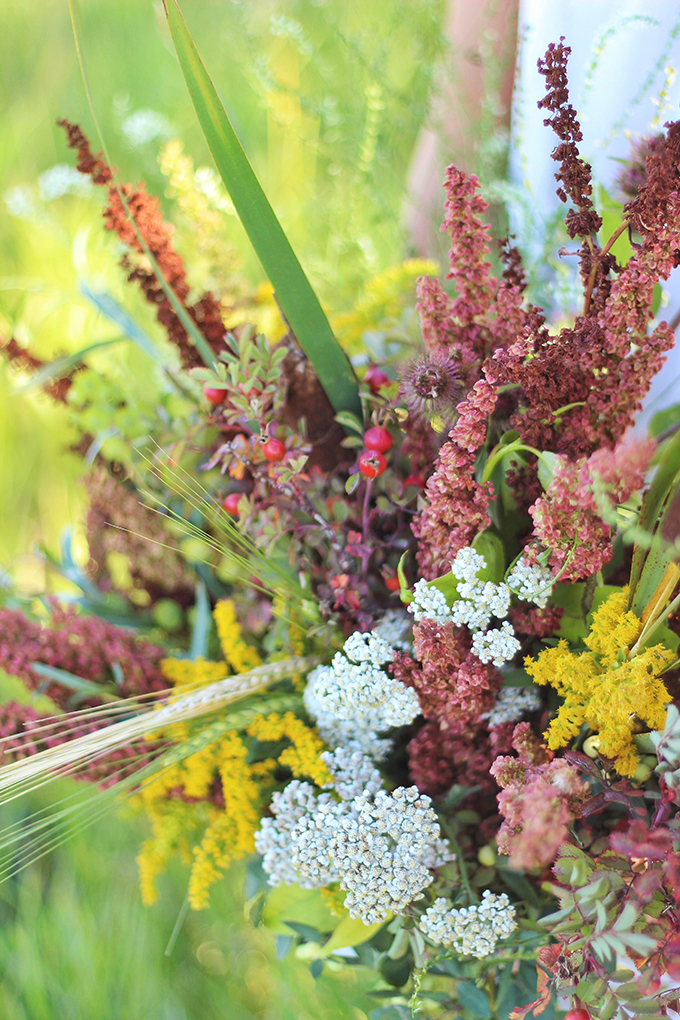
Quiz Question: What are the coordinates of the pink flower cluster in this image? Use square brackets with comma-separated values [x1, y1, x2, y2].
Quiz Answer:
[408, 718, 514, 798]
[441, 167, 495, 326]
[412, 442, 493, 579]
[0, 603, 167, 707]
[391, 619, 515, 798]
[398, 619, 501, 733]
[412, 370, 498, 578]
[415, 171, 537, 388]
[490, 723, 589, 870]
[529, 437, 655, 581]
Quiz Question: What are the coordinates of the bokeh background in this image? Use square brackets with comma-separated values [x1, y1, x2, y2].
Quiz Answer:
[0, 1, 499, 1015]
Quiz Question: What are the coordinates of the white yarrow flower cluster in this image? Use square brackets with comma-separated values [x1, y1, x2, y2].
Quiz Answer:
[506, 557, 553, 609]
[443, 548, 519, 667]
[320, 747, 383, 801]
[254, 780, 326, 888]
[481, 685, 542, 727]
[408, 579, 453, 624]
[304, 666, 393, 760]
[331, 787, 451, 924]
[307, 633, 421, 730]
[420, 891, 517, 958]
[256, 753, 452, 924]
[451, 547, 487, 583]
[374, 609, 412, 651]
[256, 749, 380, 889]
[450, 580, 511, 631]
[471, 621, 521, 668]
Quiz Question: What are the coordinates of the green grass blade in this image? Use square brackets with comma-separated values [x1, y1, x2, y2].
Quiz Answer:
[629, 428, 680, 606]
[162, 0, 362, 419]
[30, 663, 120, 703]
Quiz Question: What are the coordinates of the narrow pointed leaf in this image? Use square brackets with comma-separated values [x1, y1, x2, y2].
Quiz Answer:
[30, 663, 119, 702]
[80, 285, 164, 362]
[162, 0, 361, 418]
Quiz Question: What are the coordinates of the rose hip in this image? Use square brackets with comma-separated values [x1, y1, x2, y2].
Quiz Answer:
[262, 438, 286, 462]
[222, 493, 241, 515]
[364, 426, 393, 453]
[358, 450, 387, 478]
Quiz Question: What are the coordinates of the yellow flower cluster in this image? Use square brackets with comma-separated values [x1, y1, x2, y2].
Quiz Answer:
[332, 259, 438, 352]
[247, 712, 332, 786]
[137, 730, 267, 909]
[138, 602, 334, 908]
[525, 590, 673, 776]
[160, 657, 228, 691]
[160, 598, 261, 694]
[213, 599, 262, 673]
[188, 732, 263, 910]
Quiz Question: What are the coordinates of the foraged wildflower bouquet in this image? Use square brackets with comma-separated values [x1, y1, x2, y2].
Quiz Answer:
[3, 12, 680, 1019]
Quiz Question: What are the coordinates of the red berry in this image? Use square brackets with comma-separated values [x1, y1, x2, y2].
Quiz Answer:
[384, 574, 401, 592]
[364, 426, 393, 453]
[403, 473, 426, 489]
[204, 384, 227, 405]
[364, 366, 390, 394]
[222, 493, 241, 515]
[565, 1010, 590, 1020]
[358, 450, 387, 478]
[262, 438, 286, 463]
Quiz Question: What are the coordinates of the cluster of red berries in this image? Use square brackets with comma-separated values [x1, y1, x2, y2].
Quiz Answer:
[221, 438, 285, 517]
[358, 426, 392, 478]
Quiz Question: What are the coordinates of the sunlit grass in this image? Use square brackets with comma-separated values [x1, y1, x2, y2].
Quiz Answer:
[0, 786, 377, 1020]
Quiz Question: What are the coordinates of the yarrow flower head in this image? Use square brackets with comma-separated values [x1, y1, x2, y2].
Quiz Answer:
[449, 546, 511, 628]
[320, 747, 383, 801]
[482, 685, 542, 727]
[374, 609, 412, 652]
[323, 786, 452, 924]
[303, 665, 393, 760]
[304, 630, 421, 734]
[451, 580, 511, 631]
[408, 579, 453, 625]
[506, 556, 553, 609]
[420, 891, 517, 957]
[471, 622, 521, 668]
[409, 547, 521, 670]
[254, 780, 325, 888]
[257, 767, 451, 925]
[451, 546, 487, 583]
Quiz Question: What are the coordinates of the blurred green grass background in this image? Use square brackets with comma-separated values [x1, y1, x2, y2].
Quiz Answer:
[0, 0, 446, 1014]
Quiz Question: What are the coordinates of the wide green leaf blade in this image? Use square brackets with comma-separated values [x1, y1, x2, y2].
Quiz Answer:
[162, 0, 361, 418]
[629, 427, 680, 607]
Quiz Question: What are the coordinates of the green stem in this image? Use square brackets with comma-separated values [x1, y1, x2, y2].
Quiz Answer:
[441, 821, 478, 905]
[481, 439, 544, 485]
